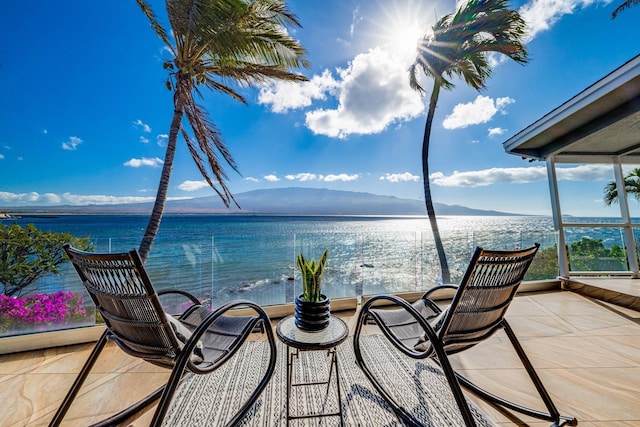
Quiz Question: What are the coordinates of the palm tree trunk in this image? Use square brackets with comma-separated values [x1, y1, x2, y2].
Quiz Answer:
[138, 85, 188, 262]
[422, 81, 451, 284]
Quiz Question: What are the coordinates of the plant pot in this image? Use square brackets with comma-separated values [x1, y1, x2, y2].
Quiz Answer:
[294, 294, 330, 331]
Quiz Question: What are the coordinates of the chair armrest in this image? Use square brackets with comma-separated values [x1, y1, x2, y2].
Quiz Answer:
[359, 295, 440, 358]
[157, 289, 201, 306]
[422, 284, 458, 300]
[185, 300, 272, 373]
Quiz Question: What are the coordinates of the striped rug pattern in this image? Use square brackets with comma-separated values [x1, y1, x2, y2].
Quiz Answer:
[163, 334, 495, 426]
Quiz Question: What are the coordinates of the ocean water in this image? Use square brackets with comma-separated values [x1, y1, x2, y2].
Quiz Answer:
[10, 214, 633, 308]
[5, 214, 564, 308]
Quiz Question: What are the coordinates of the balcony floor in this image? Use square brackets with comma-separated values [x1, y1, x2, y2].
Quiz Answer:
[2, 289, 640, 426]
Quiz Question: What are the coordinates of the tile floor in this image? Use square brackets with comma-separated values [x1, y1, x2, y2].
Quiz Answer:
[2, 289, 640, 426]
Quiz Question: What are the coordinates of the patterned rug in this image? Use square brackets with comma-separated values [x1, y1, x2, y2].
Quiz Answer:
[162, 334, 496, 426]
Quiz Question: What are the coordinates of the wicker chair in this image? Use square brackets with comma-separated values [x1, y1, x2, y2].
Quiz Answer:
[50, 244, 276, 427]
[353, 244, 577, 427]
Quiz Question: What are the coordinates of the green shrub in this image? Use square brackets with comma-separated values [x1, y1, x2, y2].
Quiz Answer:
[0, 223, 92, 297]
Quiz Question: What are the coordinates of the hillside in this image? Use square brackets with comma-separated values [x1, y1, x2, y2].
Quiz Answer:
[3, 188, 519, 216]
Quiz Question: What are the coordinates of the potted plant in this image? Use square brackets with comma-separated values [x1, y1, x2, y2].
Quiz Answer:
[294, 249, 330, 331]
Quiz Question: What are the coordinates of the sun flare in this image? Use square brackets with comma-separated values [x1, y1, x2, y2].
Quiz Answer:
[373, 3, 430, 61]
[387, 24, 424, 56]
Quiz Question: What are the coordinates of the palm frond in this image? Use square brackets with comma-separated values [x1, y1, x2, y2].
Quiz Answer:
[205, 62, 307, 86]
[410, 0, 527, 94]
[184, 96, 239, 173]
[612, 0, 640, 18]
[408, 63, 425, 94]
[203, 76, 247, 104]
[136, 0, 173, 51]
[181, 128, 238, 208]
[181, 98, 240, 209]
[603, 168, 640, 206]
[604, 180, 619, 206]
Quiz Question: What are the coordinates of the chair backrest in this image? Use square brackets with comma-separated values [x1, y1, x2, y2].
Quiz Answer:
[439, 244, 539, 354]
[63, 244, 181, 363]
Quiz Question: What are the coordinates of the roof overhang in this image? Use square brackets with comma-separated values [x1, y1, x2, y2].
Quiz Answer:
[503, 54, 640, 164]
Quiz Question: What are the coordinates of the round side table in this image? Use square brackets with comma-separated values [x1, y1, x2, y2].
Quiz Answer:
[276, 314, 348, 425]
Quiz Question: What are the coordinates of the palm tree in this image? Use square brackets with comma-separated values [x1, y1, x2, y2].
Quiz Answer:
[604, 168, 640, 206]
[409, 0, 528, 283]
[611, 0, 639, 18]
[136, 0, 309, 261]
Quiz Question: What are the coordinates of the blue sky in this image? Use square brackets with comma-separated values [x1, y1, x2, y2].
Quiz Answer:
[0, 0, 639, 216]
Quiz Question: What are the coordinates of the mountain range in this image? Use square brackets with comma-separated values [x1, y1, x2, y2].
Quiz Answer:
[4, 188, 519, 216]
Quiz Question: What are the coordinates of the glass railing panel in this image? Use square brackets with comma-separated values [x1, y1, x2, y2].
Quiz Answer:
[0, 263, 96, 338]
[439, 229, 560, 282]
[145, 239, 216, 312]
[209, 233, 294, 307]
[564, 226, 629, 272]
[294, 232, 360, 301]
[438, 231, 475, 286]
[356, 232, 421, 296]
[634, 227, 640, 267]
[0, 224, 567, 339]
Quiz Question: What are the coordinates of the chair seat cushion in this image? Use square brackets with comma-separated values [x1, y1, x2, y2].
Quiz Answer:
[369, 299, 443, 350]
[414, 307, 448, 352]
[165, 313, 205, 364]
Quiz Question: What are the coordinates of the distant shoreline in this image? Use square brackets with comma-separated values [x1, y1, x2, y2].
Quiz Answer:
[0, 188, 524, 217]
[0, 211, 561, 222]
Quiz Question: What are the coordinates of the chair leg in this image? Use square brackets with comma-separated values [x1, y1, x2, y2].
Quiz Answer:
[453, 320, 577, 427]
[89, 386, 165, 427]
[49, 330, 110, 427]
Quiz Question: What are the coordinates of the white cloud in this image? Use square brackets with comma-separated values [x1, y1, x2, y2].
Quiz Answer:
[133, 119, 151, 133]
[323, 173, 360, 182]
[443, 96, 514, 129]
[0, 191, 157, 206]
[259, 46, 424, 139]
[285, 173, 318, 182]
[258, 70, 339, 113]
[379, 172, 420, 182]
[67, 193, 189, 205]
[305, 47, 424, 138]
[264, 174, 280, 182]
[156, 134, 168, 146]
[140, 136, 150, 143]
[350, 6, 362, 36]
[556, 164, 613, 181]
[520, 0, 607, 42]
[488, 127, 507, 137]
[178, 180, 210, 191]
[430, 164, 612, 187]
[253, 0, 608, 141]
[123, 157, 163, 168]
[62, 136, 83, 151]
[244, 177, 260, 183]
[284, 173, 360, 182]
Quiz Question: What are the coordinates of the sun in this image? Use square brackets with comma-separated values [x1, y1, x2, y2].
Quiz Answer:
[387, 23, 424, 56]
[373, 3, 430, 61]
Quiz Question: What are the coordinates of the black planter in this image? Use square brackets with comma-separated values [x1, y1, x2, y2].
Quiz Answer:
[294, 294, 330, 331]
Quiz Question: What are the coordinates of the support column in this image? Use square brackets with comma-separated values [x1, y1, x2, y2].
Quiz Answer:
[613, 159, 640, 276]
[546, 157, 570, 278]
